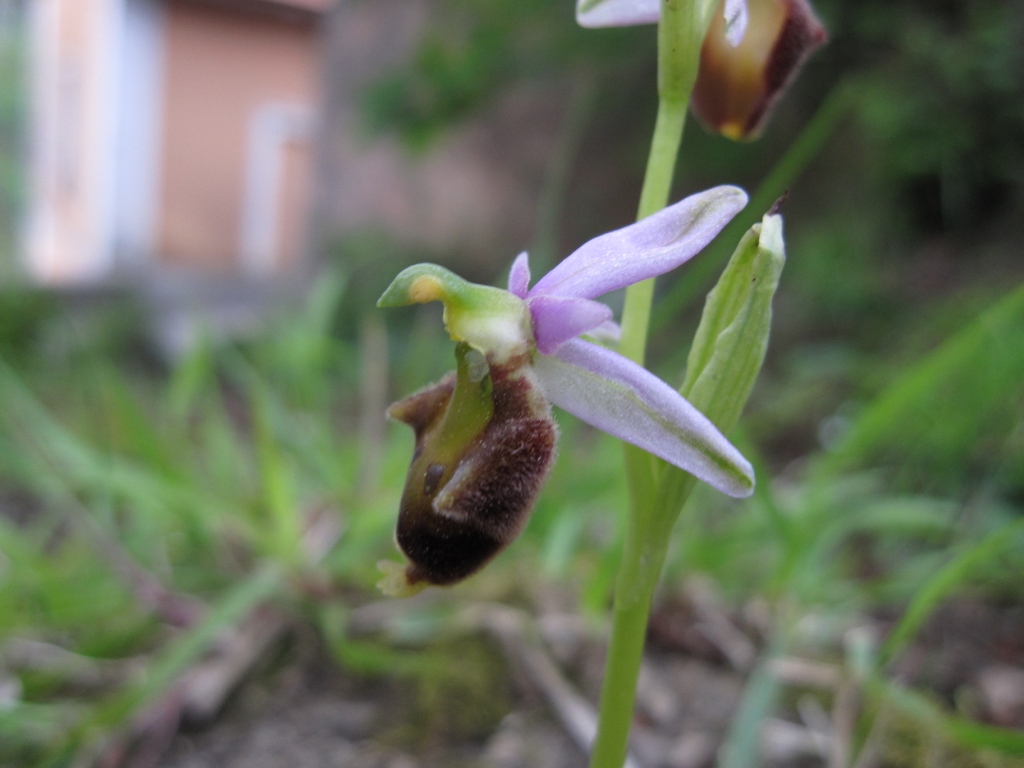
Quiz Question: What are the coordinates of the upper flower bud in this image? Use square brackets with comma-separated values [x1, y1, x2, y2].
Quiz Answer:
[692, 0, 827, 140]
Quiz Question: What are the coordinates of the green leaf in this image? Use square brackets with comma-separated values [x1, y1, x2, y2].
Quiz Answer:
[880, 514, 1024, 665]
[873, 677, 1024, 756]
[655, 213, 786, 515]
[825, 281, 1024, 486]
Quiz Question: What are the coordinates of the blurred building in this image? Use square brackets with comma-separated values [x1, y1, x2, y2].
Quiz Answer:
[19, 0, 591, 356]
[24, 0, 329, 286]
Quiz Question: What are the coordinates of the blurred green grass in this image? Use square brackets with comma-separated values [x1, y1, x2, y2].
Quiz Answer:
[0, 262, 1022, 765]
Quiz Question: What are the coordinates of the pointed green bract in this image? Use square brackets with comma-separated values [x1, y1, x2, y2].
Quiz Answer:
[682, 212, 785, 434]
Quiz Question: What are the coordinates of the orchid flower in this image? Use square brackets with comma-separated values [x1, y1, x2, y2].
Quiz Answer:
[377, 185, 754, 594]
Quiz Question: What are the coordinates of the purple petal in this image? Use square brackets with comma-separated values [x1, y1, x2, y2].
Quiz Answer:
[532, 339, 754, 497]
[587, 319, 622, 344]
[529, 186, 747, 301]
[508, 252, 531, 298]
[724, 0, 748, 46]
[529, 296, 613, 355]
[576, 0, 659, 27]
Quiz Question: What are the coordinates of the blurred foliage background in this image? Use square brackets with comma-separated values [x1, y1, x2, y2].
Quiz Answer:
[1, 0, 1024, 765]
[1, 4, 25, 282]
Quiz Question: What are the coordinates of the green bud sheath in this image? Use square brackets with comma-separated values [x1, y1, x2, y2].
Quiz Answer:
[682, 212, 786, 434]
[653, 212, 784, 519]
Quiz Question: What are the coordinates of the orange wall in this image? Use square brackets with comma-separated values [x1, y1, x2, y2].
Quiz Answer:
[158, 0, 320, 271]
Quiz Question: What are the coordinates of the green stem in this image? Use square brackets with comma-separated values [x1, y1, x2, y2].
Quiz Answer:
[620, 0, 708, 366]
[616, 0, 707, 502]
[606, 90, 688, 768]
[589, 512, 667, 765]
[591, 3, 713, 766]
[618, 97, 688, 366]
[590, 504, 677, 768]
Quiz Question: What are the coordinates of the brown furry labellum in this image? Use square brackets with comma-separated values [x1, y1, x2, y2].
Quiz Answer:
[380, 344, 557, 594]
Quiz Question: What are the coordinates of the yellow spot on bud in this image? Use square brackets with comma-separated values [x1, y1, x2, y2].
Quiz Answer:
[409, 275, 444, 304]
[719, 122, 746, 141]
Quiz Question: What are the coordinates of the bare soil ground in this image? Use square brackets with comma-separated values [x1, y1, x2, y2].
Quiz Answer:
[154, 595, 1024, 768]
